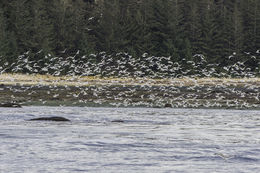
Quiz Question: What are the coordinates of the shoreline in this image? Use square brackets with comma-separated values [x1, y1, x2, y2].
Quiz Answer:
[1, 73, 260, 109]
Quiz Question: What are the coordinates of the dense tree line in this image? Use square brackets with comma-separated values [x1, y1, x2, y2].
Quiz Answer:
[0, 0, 260, 73]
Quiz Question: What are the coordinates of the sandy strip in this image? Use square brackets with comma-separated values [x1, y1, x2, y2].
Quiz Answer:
[1, 73, 260, 87]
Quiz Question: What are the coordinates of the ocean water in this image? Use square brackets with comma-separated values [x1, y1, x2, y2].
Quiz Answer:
[0, 106, 259, 173]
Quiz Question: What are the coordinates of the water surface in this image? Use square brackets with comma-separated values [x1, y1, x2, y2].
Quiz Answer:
[0, 106, 259, 172]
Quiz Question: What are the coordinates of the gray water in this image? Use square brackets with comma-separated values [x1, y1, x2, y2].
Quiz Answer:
[0, 106, 259, 173]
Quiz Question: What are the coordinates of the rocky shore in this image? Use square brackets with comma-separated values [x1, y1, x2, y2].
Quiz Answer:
[1, 74, 260, 109]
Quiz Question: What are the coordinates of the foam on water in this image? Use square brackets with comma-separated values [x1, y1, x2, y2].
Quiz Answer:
[0, 106, 259, 172]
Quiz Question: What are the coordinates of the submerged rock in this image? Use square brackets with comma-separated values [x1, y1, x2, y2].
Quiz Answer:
[0, 103, 22, 108]
[29, 116, 70, 122]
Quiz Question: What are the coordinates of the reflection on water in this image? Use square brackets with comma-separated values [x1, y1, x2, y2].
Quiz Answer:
[0, 106, 260, 172]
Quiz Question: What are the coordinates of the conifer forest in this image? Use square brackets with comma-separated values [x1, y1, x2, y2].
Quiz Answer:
[0, 0, 260, 77]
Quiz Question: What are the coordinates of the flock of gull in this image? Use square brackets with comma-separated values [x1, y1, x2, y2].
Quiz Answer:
[0, 50, 260, 78]
[0, 50, 260, 108]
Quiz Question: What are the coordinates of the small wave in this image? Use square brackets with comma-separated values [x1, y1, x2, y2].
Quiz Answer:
[232, 155, 259, 162]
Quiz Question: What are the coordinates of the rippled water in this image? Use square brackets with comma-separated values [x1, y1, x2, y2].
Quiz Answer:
[0, 106, 259, 173]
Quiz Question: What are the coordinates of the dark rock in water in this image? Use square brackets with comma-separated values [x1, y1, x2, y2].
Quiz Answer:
[111, 119, 125, 123]
[164, 103, 172, 108]
[29, 116, 70, 122]
[0, 103, 22, 108]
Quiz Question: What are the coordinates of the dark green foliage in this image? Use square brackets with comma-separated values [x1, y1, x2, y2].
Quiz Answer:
[145, 0, 173, 56]
[0, 0, 259, 73]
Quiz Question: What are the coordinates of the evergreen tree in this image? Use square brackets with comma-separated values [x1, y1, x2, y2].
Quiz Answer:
[180, 0, 201, 54]
[90, 0, 119, 52]
[209, 0, 232, 64]
[197, 0, 215, 58]
[254, 1, 260, 51]
[0, 4, 7, 59]
[146, 0, 175, 56]
[31, 0, 56, 54]
[122, 11, 148, 56]
[231, 1, 243, 56]
[241, 0, 258, 53]
[0, 1, 18, 60]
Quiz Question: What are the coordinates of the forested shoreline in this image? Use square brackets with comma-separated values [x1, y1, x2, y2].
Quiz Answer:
[0, 0, 260, 76]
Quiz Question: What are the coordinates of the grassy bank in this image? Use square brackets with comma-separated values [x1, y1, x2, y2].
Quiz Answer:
[1, 73, 260, 109]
